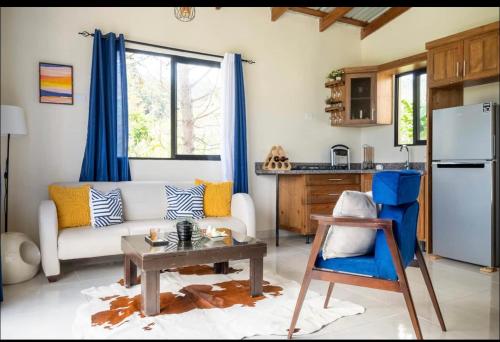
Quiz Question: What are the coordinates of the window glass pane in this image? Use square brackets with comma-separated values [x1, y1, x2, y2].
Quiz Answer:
[419, 74, 427, 141]
[397, 74, 414, 145]
[126, 51, 171, 158]
[176, 62, 222, 155]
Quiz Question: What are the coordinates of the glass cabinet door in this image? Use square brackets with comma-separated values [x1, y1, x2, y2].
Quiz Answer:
[346, 73, 376, 124]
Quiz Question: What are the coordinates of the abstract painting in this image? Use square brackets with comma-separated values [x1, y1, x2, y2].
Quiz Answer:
[39, 62, 73, 105]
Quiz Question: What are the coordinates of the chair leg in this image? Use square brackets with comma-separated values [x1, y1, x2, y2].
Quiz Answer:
[324, 282, 335, 308]
[384, 228, 423, 339]
[400, 277, 423, 340]
[287, 271, 312, 339]
[415, 242, 446, 331]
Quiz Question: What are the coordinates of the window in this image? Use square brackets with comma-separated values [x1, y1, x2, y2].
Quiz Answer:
[126, 48, 222, 160]
[394, 68, 427, 146]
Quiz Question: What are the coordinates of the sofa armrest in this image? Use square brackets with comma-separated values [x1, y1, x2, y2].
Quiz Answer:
[38, 200, 60, 278]
[231, 193, 256, 238]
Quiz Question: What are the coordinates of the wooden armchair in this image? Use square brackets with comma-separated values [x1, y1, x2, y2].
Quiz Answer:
[287, 171, 446, 340]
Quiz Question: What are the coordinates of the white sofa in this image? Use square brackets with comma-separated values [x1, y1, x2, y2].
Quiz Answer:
[39, 181, 256, 281]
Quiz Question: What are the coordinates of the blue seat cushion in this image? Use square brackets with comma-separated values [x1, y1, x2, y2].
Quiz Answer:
[315, 201, 419, 281]
[315, 251, 378, 278]
[372, 170, 421, 206]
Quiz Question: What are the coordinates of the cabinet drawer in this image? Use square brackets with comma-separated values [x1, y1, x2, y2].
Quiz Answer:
[306, 203, 336, 234]
[305, 174, 360, 186]
[305, 184, 361, 204]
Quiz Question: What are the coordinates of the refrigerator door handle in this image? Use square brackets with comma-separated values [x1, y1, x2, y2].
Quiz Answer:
[434, 162, 486, 169]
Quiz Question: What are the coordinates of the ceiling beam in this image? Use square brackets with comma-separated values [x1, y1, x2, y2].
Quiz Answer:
[361, 7, 411, 39]
[288, 7, 367, 27]
[319, 7, 354, 32]
[271, 7, 288, 21]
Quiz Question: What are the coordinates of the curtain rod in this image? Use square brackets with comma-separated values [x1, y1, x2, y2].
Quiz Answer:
[78, 31, 255, 64]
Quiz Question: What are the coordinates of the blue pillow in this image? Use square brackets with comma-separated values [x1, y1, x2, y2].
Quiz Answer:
[89, 188, 124, 228]
[164, 184, 206, 220]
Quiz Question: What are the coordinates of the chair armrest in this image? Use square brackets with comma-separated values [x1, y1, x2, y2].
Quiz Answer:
[38, 200, 60, 277]
[231, 193, 256, 238]
[310, 214, 393, 230]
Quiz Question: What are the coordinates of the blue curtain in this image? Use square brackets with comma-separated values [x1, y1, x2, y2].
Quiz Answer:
[232, 54, 248, 193]
[80, 29, 130, 181]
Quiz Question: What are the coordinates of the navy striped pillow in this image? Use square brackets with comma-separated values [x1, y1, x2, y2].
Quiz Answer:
[164, 184, 206, 220]
[89, 188, 124, 228]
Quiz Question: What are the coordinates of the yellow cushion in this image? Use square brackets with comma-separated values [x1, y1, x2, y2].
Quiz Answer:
[195, 179, 232, 217]
[48, 184, 91, 229]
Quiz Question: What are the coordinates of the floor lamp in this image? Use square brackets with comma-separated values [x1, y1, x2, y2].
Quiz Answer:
[1, 105, 27, 233]
[1, 105, 40, 288]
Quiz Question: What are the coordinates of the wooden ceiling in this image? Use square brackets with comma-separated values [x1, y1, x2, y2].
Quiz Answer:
[270, 7, 411, 39]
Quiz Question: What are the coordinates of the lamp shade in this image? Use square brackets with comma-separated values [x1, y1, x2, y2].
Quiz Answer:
[1, 105, 27, 136]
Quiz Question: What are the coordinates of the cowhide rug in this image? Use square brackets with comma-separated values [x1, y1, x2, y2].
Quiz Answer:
[73, 262, 364, 339]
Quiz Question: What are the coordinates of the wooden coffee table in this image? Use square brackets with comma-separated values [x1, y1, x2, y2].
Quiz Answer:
[121, 232, 267, 316]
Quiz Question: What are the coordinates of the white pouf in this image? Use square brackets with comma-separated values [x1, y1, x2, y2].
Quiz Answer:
[1, 232, 41, 284]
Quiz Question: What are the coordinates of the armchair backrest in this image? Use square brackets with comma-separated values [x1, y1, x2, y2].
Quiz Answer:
[371, 170, 421, 280]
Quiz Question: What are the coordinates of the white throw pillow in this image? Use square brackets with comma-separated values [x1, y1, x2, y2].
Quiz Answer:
[322, 191, 378, 259]
[89, 188, 124, 228]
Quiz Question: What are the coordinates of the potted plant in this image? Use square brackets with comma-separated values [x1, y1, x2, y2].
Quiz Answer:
[327, 69, 344, 81]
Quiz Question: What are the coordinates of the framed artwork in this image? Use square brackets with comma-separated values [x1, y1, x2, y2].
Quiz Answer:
[39, 62, 73, 105]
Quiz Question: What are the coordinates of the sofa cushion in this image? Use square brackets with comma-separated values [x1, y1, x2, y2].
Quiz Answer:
[164, 184, 206, 220]
[89, 188, 124, 228]
[49, 184, 91, 229]
[195, 179, 233, 217]
[58, 223, 130, 260]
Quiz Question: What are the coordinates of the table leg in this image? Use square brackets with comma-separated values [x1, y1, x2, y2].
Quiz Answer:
[124, 255, 137, 288]
[276, 174, 280, 247]
[141, 270, 160, 316]
[214, 261, 229, 274]
[250, 257, 263, 297]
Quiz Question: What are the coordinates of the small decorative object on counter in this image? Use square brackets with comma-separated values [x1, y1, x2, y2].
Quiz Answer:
[263, 145, 292, 171]
[375, 164, 384, 171]
[176, 219, 194, 244]
[362, 144, 375, 170]
[145, 228, 169, 246]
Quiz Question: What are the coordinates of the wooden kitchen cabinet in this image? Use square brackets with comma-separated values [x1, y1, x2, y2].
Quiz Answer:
[464, 30, 499, 81]
[278, 174, 360, 237]
[360, 173, 373, 192]
[325, 66, 392, 127]
[345, 72, 377, 125]
[427, 41, 464, 88]
[426, 21, 499, 88]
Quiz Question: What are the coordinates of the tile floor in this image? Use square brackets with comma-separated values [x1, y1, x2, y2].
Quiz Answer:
[1, 235, 498, 339]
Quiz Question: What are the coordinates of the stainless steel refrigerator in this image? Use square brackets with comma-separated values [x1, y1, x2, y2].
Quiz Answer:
[432, 102, 499, 267]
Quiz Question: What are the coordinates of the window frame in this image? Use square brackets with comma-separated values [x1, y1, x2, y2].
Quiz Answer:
[126, 47, 222, 161]
[394, 67, 427, 147]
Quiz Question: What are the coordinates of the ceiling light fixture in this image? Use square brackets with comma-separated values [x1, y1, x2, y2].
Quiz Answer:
[174, 7, 196, 22]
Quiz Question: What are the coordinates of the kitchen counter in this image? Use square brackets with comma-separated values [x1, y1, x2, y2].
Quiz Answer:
[255, 162, 426, 175]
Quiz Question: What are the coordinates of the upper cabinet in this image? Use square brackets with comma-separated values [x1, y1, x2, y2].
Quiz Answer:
[345, 73, 377, 125]
[464, 30, 499, 81]
[427, 41, 464, 87]
[325, 66, 392, 127]
[426, 21, 499, 88]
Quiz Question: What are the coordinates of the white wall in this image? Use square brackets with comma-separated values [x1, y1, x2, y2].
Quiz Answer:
[0, 7, 363, 240]
[359, 7, 500, 163]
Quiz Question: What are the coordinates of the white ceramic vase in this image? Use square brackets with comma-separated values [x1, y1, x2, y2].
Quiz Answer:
[1, 232, 41, 284]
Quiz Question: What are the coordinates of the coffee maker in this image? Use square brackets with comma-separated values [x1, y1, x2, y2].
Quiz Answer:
[330, 144, 350, 170]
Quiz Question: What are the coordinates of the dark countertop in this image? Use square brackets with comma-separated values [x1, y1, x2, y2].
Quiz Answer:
[255, 162, 426, 175]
